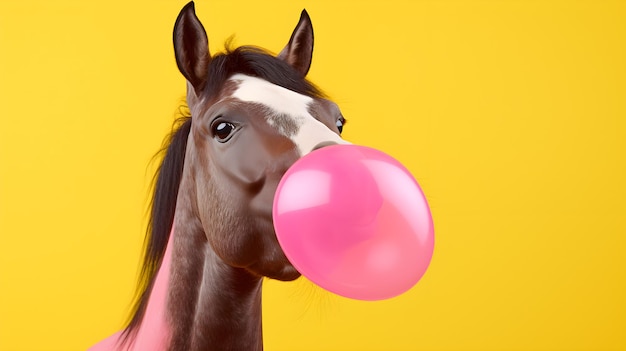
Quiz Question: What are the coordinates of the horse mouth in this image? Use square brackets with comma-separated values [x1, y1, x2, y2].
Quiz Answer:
[248, 208, 301, 281]
[247, 259, 300, 281]
[268, 263, 301, 281]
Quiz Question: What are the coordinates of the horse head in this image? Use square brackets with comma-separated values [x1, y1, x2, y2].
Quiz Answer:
[171, 2, 348, 283]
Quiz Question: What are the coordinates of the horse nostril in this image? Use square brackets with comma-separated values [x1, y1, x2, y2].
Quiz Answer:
[312, 141, 338, 151]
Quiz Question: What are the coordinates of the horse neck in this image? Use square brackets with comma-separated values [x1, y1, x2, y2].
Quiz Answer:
[164, 174, 265, 351]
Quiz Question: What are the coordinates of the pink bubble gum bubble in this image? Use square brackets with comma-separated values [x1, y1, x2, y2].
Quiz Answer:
[273, 145, 434, 300]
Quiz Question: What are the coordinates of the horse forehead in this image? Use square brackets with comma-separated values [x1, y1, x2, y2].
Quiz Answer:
[229, 74, 313, 121]
[228, 74, 346, 156]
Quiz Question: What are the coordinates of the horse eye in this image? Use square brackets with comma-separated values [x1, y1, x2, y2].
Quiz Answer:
[212, 122, 236, 142]
[336, 118, 345, 134]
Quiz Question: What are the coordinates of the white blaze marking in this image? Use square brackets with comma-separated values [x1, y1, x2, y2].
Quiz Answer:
[292, 115, 347, 155]
[230, 74, 347, 155]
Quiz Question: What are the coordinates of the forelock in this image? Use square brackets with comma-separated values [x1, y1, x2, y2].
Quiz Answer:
[202, 45, 325, 102]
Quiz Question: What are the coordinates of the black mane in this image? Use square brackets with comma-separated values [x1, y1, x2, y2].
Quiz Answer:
[205, 45, 326, 100]
[120, 45, 323, 348]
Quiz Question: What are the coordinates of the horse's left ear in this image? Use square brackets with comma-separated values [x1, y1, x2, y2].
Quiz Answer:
[278, 10, 314, 77]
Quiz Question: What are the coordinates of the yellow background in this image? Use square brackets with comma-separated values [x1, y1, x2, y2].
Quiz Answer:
[1, 0, 624, 350]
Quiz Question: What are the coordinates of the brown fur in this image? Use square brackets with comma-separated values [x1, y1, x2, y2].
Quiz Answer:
[119, 2, 345, 350]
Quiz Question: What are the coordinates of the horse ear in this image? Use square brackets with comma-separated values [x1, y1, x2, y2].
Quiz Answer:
[278, 10, 314, 77]
[173, 1, 210, 93]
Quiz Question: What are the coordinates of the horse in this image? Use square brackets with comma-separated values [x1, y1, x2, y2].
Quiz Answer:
[89, 2, 348, 350]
